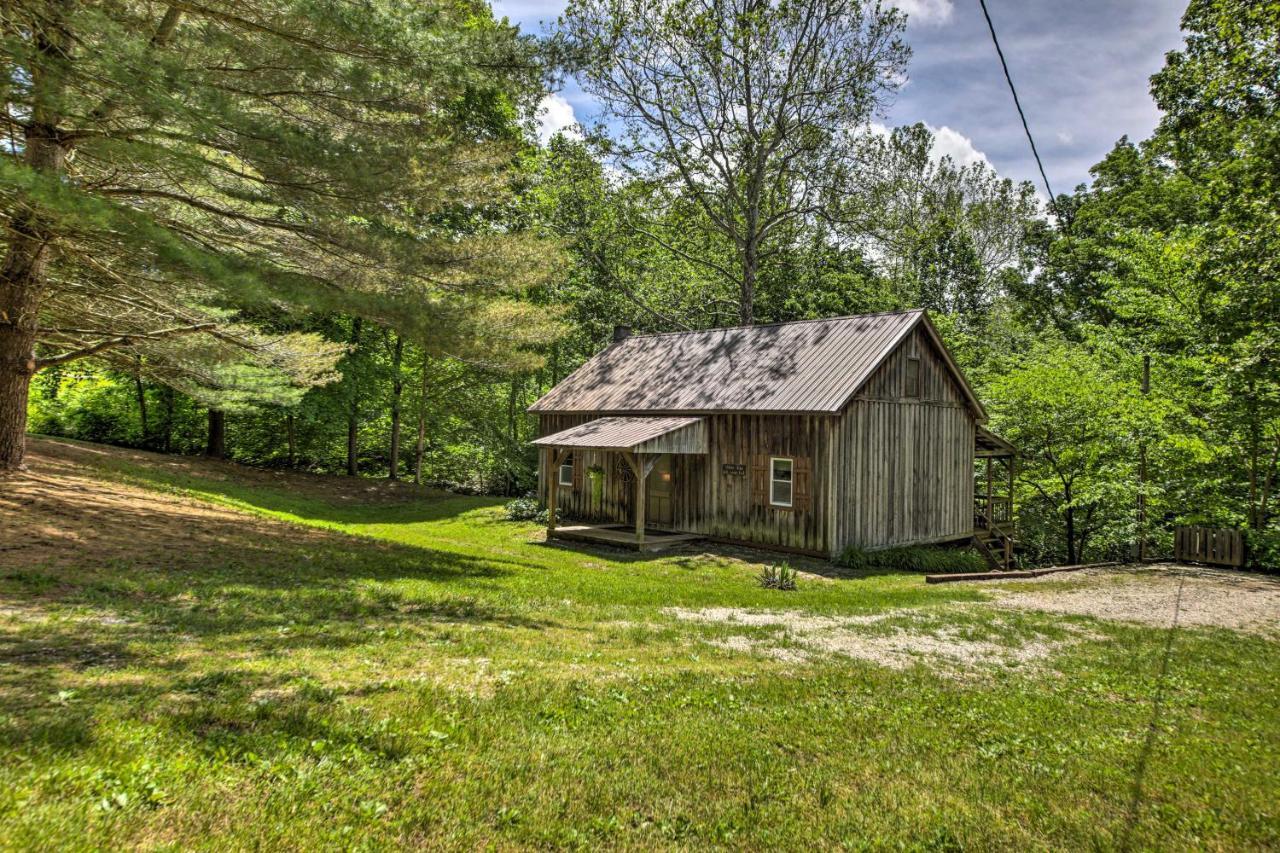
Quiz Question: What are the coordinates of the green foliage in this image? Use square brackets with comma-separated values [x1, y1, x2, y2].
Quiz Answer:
[562, 0, 908, 323]
[757, 562, 799, 591]
[847, 124, 1041, 316]
[1, 0, 564, 469]
[1245, 529, 1280, 574]
[837, 545, 987, 574]
[985, 338, 1145, 565]
[504, 496, 544, 522]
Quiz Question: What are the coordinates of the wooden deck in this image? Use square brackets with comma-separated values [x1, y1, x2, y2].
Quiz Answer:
[549, 524, 705, 552]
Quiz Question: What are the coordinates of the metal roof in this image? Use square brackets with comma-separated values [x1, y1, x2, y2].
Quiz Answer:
[530, 309, 983, 416]
[532, 416, 706, 453]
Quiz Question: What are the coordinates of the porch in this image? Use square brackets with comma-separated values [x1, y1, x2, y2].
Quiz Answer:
[549, 523, 705, 552]
[533, 415, 709, 549]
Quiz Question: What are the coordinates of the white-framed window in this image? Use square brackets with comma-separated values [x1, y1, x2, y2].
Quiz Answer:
[770, 457, 793, 507]
[558, 455, 574, 487]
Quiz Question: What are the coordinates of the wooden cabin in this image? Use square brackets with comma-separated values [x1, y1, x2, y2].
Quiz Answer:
[529, 309, 1015, 564]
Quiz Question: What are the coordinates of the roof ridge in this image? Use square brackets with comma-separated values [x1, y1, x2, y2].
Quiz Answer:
[622, 308, 925, 340]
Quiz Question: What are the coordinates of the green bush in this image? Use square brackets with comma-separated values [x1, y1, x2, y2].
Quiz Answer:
[837, 545, 987, 574]
[758, 561, 798, 591]
[1245, 529, 1280, 573]
[503, 496, 543, 522]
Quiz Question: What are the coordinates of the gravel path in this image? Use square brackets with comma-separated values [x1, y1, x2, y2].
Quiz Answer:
[993, 563, 1280, 635]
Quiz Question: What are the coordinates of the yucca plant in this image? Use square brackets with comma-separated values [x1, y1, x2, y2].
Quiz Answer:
[758, 562, 798, 591]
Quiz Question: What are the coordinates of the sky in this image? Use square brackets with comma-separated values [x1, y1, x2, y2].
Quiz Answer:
[495, 0, 1188, 194]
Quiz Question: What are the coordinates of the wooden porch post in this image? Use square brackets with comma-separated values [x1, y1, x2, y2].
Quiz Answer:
[547, 447, 567, 537]
[634, 452, 647, 546]
[985, 457, 993, 528]
[1007, 457, 1015, 522]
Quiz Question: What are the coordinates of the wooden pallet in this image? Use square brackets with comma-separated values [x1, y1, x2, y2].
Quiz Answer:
[1174, 526, 1244, 568]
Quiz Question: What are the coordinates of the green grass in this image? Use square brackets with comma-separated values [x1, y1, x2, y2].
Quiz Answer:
[2, 442, 1278, 849]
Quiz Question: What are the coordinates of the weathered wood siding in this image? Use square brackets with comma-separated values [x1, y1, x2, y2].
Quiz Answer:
[831, 325, 976, 553]
[539, 326, 979, 558]
[538, 411, 835, 555]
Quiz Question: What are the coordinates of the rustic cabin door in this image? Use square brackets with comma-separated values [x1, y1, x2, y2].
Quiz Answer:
[645, 454, 675, 527]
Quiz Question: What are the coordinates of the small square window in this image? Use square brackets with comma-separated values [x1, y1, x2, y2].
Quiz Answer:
[905, 356, 921, 398]
[770, 457, 793, 507]
[558, 456, 574, 487]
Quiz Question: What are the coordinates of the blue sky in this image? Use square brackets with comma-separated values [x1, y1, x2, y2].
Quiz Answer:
[495, 0, 1188, 193]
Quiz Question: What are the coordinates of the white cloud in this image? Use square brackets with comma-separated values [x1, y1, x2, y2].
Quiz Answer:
[927, 124, 990, 168]
[1056, 130, 1074, 145]
[864, 120, 990, 169]
[892, 0, 954, 26]
[535, 93, 582, 146]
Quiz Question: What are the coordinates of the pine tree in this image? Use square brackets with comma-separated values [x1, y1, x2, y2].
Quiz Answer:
[0, 0, 561, 469]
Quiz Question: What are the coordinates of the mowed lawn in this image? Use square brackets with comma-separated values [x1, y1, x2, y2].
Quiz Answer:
[1, 439, 1277, 849]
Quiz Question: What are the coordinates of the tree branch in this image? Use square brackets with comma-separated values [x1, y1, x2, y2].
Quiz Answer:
[35, 322, 219, 369]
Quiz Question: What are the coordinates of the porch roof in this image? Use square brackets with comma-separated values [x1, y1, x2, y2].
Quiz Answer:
[976, 425, 1016, 457]
[532, 416, 707, 455]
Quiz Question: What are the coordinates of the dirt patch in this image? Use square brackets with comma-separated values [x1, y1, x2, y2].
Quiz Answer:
[0, 438, 388, 571]
[993, 563, 1280, 635]
[666, 606, 1090, 672]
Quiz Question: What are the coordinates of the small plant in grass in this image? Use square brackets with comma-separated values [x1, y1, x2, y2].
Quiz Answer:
[837, 545, 987, 574]
[758, 561, 798, 590]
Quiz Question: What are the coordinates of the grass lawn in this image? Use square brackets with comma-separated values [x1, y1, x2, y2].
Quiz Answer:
[1, 438, 1278, 849]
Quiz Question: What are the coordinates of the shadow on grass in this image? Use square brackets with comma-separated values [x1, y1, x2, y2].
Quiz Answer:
[1119, 573, 1186, 851]
[535, 535, 917, 583]
[83, 453, 493, 529]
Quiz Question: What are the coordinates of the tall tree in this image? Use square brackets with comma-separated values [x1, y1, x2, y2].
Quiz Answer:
[847, 124, 1040, 316]
[388, 332, 405, 480]
[562, 0, 908, 323]
[0, 0, 558, 470]
[1147, 0, 1280, 529]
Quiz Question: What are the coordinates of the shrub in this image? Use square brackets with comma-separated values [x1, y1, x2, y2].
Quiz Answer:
[758, 561, 798, 591]
[503, 496, 543, 522]
[837, 545, 987, 574]
[1245, 529, 1280, 573]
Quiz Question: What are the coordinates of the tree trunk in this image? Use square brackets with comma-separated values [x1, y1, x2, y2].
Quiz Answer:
[206, 409, 226, 458]
[161, 386, 174, 453]
[286, 412, 297, 467]
[506, 376, 520, 495]
[346, 317, 363, 477]
[740, 237, 757, 326]
[388, 333, 404, 480]
[1247, 387, 1260, 529]
[0, 24, 71, 470]
[414, 355, 429, 485]
[134, 357, 149, 446]
[1063, 481, 1078, 566]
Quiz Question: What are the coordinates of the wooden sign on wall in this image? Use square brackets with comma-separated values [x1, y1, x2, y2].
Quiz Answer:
[722, 463, 746, 477]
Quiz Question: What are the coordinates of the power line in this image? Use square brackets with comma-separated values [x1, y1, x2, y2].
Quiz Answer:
[977, 0, 1058, 210]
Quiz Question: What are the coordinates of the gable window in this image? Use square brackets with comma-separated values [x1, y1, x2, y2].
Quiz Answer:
[904, 355, 922, 398]
[558, 455, 575, 487]
[770, 457, 793, 507]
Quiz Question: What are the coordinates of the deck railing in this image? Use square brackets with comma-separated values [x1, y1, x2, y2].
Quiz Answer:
[974, 494, 1012, 529]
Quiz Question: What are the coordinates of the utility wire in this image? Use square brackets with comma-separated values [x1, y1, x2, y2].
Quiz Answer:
[977, 0, 1059, 212]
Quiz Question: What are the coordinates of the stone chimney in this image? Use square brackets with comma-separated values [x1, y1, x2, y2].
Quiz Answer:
[612, 324, 632, 343]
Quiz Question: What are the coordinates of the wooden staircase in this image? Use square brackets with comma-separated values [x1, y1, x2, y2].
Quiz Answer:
[973, 494, 1016, 569]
